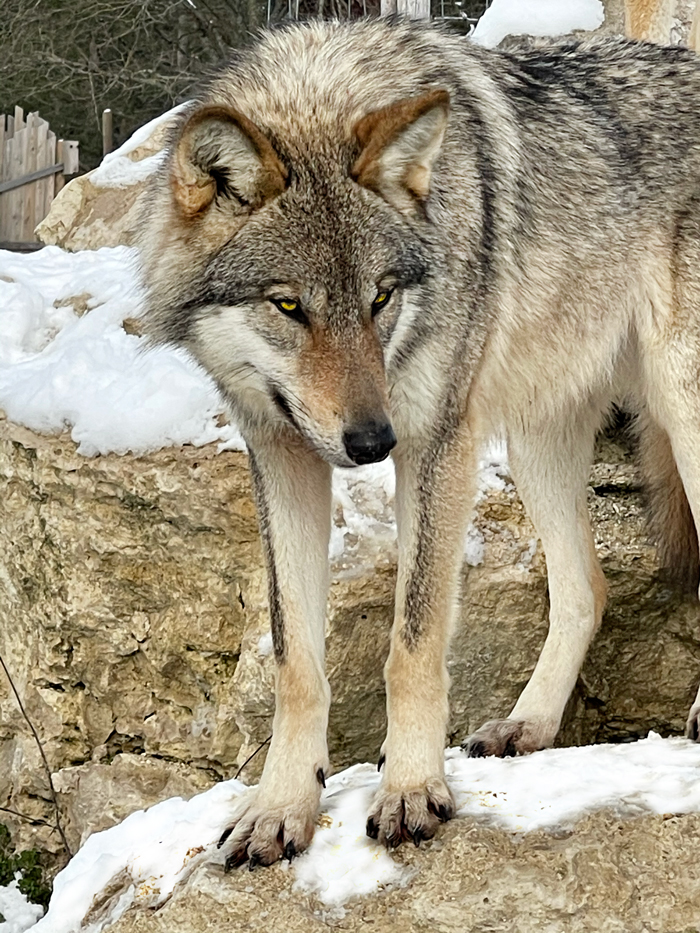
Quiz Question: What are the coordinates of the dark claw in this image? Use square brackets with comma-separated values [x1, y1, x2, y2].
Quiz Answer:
[377, 754, 385, 772]
[428, 800, 453, 822]
[465, 740, 486, 758]
[503, 737, 518, 757]
[217, 826, 234, 849]
[366, 816, 379, 839]
[316, 767, 326, 788]
[439, 803, 453, 822]
[248, 853, 261, 871]
[224, 845, 248, 873]
[284, 841, 297, 862]
[410, 827, 425, 847]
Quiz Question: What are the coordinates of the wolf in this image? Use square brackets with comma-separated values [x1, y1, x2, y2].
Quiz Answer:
[139, 18, 700, 866]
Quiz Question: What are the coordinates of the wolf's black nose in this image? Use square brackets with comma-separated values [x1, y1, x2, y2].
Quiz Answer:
[343, 421, 397, 465]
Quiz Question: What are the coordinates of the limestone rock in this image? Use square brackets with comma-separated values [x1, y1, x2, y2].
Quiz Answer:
[53, 754, 214, 851]
[34, 117, 173, 251]
[34, 177, 146, 251]
[2, 413, 700, 862]
[106, 810, 700, 933]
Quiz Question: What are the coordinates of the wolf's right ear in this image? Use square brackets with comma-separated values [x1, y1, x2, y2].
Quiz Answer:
[171, 106, 288, 217]
[352, 89, 449, 215]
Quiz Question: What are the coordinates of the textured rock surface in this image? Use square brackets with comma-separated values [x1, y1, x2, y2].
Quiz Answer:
[106, 810, 700, 933]
[1, 413, 700, 863]
[34, 119, 171, 251]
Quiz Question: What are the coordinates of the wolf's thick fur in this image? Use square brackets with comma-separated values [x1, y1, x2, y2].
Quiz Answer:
[140, 19, 700, 864]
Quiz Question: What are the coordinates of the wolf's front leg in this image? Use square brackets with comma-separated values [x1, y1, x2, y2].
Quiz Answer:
[220, 436, 332, 869]
[368, 429, 477, 847]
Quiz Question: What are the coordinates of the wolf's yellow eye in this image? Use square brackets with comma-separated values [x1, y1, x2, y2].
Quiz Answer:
[372, 289, 393, 317]
[272, 297, 309, 326]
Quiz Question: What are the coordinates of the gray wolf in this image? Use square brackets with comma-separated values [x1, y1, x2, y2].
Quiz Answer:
[139, 18, 700, 866]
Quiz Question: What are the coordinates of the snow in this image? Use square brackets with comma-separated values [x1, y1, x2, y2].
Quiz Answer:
[89, 105, 187, 189]
[0, 246, 243, 457]
[472, 0, 605, 48]
[21, 734, 700, 930]
[0, 880, 43, 933]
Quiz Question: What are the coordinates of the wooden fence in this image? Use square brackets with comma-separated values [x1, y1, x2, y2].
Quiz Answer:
[0, 107, 79, 248]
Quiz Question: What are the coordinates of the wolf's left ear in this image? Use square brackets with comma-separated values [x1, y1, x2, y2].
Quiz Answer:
[171, 105, 288, 217]
[351, 89, 449, 215]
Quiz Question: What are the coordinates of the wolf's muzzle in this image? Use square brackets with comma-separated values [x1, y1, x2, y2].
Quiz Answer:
[343, 420, 397, 465]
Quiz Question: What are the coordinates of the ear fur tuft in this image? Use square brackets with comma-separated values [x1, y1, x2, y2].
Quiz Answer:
[171, 105, 288, 217]
[352, 89, 449, 214]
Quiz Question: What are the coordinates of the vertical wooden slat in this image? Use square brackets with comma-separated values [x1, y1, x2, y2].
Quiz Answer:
[0, 115, 5, 184]
[4, 130, 16, 242]
[3, 132, 14, 242]
[34, 118, 49, 230]
[22, 113, 39, 240]
[10, 127, 28, 240]
[45, 130, 57, 211]
[0, 138, 9, 241]
[102, 109, 113, 157]
[0, 108, 80, 244]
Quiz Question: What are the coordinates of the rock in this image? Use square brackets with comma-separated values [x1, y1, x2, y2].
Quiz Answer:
[105, 810, 700, 933]
[53, 755, 215, 851]
[34, 177, 147, 251]
[34, 115, 174, 252]
[1, 412, 699, 862]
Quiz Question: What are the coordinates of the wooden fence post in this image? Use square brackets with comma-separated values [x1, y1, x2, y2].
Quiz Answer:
[381, 0, 429, 17]
[0, 108, 80, 247]
[102, 109, 114, 158]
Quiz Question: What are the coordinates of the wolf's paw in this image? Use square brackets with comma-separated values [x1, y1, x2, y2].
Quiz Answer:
[462, 718, 552, 758]
[686, 703, 700, 742]
[366, 778, 455, 848]
[217, 788, 319, 870]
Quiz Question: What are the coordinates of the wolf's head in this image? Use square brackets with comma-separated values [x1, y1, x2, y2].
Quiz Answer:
[142, 85, 449, 467]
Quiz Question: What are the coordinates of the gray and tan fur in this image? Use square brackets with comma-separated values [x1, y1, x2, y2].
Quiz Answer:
[140, 19, 700, 864]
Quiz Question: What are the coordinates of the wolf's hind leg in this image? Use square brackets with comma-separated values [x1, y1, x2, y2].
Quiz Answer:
[647, 407, 700, 742]
[367, 425, 478, 847]
[643, 352, 700, 742]
[464, 405, 607, 757]
[687, 684, 700, 741]
[218, 436, 332, 868]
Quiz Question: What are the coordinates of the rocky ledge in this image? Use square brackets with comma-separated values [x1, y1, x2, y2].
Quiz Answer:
[1, 415, 699, 868]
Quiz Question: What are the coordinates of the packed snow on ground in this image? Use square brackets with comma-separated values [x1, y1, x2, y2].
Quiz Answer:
[20, 734, 700, 931]
[472, 0, 605, 47]
[0, 881, 44, 933]
[0, 246, 243, 457]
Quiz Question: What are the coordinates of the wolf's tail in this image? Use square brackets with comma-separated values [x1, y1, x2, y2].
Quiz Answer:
[636, 410, 699, 590]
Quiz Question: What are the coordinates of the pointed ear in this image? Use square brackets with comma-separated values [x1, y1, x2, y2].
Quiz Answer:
[171, 105, 288, 217]
[351, 89, 449, 215]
